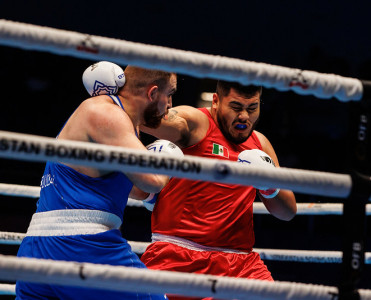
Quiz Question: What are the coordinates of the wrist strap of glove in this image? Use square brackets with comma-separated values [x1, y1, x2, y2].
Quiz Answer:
[143, 193, 156, 203]
[142, 193, 158, 211]
[259, 188, 280, 199]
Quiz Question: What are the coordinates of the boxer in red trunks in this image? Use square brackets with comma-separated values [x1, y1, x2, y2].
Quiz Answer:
[140, 80, 297, 300]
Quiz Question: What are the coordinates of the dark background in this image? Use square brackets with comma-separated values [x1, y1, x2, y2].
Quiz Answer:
[0, 0, 371, 297]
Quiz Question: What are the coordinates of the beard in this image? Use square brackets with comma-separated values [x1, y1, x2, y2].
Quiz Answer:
[143, 100, 164, 129]
[217, 112, 259, 144]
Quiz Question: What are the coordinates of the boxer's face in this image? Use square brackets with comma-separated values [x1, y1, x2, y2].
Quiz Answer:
[144, 74, 177, 128]
[213, 88, 260, 144]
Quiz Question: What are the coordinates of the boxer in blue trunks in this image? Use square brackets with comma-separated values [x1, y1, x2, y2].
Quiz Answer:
[16, 62, 177, 300]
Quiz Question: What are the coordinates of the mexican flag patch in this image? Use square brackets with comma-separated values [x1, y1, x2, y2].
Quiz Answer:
[212, 143, 229, 158]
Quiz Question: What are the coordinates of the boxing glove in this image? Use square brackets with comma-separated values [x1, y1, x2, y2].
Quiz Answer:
[237, 149, 280, 198]
[143, 140, 184, 211]
[82, 61, 125, 96]
[146, 139, 184, 157]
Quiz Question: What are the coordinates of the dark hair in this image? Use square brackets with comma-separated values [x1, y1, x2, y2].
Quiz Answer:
[124, 66, 175, 95]
[216, 80, 262, 98]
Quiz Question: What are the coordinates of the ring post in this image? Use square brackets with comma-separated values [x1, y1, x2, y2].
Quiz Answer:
[338, 80, 371, 300]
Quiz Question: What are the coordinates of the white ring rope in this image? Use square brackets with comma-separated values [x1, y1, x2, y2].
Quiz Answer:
[0, 130, 353, 198]
[0, 19, 363, 102]
[0, 283, 15, 295]
[0, 231, 24, 245]
[3, 183, 368, 215]
[0, 182, 144, 207]
[0, 183, 40, 198]
[256, 248, 371, 264]
[1, 230, 371, 264]
[1, 255, 371, 300]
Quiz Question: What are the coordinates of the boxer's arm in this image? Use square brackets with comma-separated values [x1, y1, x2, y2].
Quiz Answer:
[129, 139, 184, 210]
[128, 186, 159, 211]
[82, 100, 169, 193]
[140, 106, 209, 148]
[129, 186, 153, 200]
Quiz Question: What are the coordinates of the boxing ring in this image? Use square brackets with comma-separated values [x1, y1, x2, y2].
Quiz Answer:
[0, 19, 370, 299]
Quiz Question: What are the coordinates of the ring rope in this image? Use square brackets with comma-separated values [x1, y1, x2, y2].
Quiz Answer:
[2, 231, 371, 264]
[2, 183, 367, 215]
[0, 130, 353, 198]
[0, 183, 40, 198]
[0, 231, 148, 254]
[2, 254, 371, 300]
[0, 183, 144, 207]
[0, 284, 15, 295]
[0, 19, 364, 102]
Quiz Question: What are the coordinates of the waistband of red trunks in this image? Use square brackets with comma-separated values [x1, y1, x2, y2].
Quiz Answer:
[152, 233, 251, 254]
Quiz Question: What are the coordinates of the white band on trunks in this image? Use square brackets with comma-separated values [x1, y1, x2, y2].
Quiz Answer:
[26, 209, 122, 236]
[152, 233, 251, 254]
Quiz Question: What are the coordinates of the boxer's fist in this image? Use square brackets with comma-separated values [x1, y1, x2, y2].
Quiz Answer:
[143, 140, 184, 211]
[82, 61, 125, 96]
[237, 149, 280, 198]
[146, 139, 184, 158]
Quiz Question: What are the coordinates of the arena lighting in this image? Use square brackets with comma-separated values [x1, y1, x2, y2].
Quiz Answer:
[200, 92, 214, 101]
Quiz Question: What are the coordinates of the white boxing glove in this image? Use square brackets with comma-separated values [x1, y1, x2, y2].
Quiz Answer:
[146, 139, 184, 157]
[237, 149, 280, 198]
[82, 61, 125, 96]
[143, 140, 184, 211]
